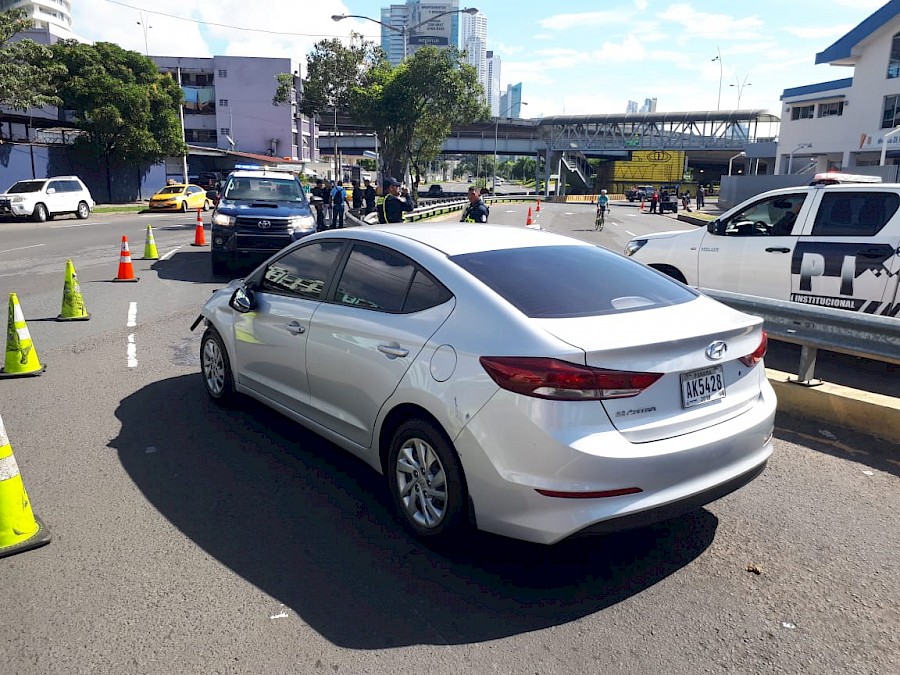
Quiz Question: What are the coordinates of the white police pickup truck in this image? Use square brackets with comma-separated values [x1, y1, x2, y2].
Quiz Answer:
[624, 175, 900, 317]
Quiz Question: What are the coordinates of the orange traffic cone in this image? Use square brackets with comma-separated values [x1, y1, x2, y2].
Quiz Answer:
[536, 199, 541, 212]
[191, 208, 207, 247]
[112, 235, 139, 282]
[526, 206, 533, 226]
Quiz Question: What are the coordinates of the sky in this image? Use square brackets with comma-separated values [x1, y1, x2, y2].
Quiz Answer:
[71, 0, 889, 118]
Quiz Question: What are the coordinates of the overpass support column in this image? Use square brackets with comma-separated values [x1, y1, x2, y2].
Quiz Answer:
[543, 148, 553, 199]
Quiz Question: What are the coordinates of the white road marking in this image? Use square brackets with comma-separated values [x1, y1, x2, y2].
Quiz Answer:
[126, 302, 138, 368]
[127, 333, 138, 368]
[161, 246, 182, 261]
[50, 223, 90, 229]
[0, 243, 45, 254]
[625, 230, 636, 236]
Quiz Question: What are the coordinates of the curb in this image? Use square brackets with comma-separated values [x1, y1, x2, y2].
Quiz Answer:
[767, 368, 900, 444]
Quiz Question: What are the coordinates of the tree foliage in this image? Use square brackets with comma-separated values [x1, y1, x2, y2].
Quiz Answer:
[351, 47, 489, 188]
[0, 9, 65, 112]
[45, 40, 185, 166]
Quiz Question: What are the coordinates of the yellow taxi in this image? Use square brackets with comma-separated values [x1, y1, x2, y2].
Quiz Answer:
[149, 184, 211, 211]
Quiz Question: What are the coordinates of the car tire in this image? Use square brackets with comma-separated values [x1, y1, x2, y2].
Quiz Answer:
[32, 203, 48, 222]
[201, 327, 236, 405]
[76, 201, 90, 219]
[203, 199, 211, 212]
[388, 418, 469, 542]
[181, 200, 189, 212]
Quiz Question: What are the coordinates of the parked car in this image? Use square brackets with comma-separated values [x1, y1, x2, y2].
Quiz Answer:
[624, 177, 900, 316]
[210, 168, 316, 275]
[0, 176, 94, 222]
[426, 184, 444, 197]
[196, 172, 222, 190]
[626, 185, 656, 202]
[149, 184, 211, 212]
[194, 223, 775, 545]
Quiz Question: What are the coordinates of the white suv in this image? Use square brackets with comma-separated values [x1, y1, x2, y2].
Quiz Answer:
[0, 176, 95, 222]
[625, 182, 900, 317]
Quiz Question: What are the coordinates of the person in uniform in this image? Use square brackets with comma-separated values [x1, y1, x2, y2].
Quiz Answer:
[378, 177, 415, 223]
[460, 186, 489, 223]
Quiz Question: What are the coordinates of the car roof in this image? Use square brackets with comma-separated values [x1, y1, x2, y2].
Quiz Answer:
[342, 223, 588, 257]
[228, 170, 296, 179]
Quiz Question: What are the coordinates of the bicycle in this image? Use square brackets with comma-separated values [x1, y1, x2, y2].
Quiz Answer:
[595, 205, 606, 231]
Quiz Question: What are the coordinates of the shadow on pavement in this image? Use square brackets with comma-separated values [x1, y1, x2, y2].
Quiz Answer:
[110, 374, 718, 649]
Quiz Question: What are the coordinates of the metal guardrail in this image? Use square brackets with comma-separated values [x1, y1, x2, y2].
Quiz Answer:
[700, 288, 900, 385]
[345, 195, 538, 227]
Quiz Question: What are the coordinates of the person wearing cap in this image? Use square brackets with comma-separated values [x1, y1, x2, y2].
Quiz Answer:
[460, 185, 490, 223]
[378, 177, 415, 223]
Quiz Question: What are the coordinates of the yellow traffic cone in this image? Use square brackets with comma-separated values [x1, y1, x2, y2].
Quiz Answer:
[142, 224, 159, 260]
[1, 293, 45, 378]
[56, 259, 90, 321]
[0, 413, 51, 559]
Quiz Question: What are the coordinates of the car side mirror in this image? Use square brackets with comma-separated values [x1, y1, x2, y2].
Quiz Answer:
[46, 187, 56, 194]
[707, 219, 725, 235]
[229, 287, 254, 313]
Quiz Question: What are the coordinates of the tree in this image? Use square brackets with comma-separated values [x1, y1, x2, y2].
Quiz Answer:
[352, 47, 489, 190]
[0, 9, 65, 113]
[45, 40, 185, 197]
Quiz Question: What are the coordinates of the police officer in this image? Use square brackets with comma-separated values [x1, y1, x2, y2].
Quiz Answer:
[378, 177, 415, 223]
[461, 186, 489, 223]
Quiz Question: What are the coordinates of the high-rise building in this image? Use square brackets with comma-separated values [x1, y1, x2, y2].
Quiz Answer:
[380, 1, 462, 66]
[499, 83, 524, 118]
[486, 50, 501, 116]
[639, 97, 658, 113]
[626, 100, 638, 114]
[460, 10, 488, 106]
[0, 0, 76, 42]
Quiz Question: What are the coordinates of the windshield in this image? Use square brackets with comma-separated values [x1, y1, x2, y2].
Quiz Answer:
[8, 181, 46, 194]
[224, 176, 307, 203]
[157, 186, 185, 195]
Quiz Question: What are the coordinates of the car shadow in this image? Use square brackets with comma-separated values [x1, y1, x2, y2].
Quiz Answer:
[147, 250, 256, 284]
[111, 374, 718, 649]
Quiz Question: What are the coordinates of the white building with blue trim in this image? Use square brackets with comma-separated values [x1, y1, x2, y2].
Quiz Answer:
[778, 0, 900, 174]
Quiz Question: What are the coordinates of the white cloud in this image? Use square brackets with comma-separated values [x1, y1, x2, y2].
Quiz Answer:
[783, 24, 856, 40]
[538, 11, 629, 31]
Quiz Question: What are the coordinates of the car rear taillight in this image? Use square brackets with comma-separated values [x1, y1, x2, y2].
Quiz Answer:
[479, 356, 662, 400]
[738, 331, 768, 367]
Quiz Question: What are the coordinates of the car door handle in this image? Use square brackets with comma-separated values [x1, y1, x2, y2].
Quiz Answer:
[765, 247, 791, 253]
[377, 344, 409, 358]
[285, 321, 305, 335]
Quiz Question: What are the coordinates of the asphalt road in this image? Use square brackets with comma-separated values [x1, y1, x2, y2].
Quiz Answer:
[0, 204, 897, 674]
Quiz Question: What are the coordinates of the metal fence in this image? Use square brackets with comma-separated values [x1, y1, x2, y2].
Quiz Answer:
[701, 288, 900, 384]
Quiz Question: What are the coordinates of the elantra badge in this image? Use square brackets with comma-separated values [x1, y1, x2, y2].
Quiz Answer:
[705, 341, 727, 360]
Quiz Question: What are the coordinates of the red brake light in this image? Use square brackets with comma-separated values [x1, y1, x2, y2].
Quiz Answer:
[479, 356, 662, 400]
[739, 331, 768, 367]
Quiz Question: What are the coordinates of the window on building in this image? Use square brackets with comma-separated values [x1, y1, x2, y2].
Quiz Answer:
[882, 95, 900, 128]
[888, 34, 900, 78]
[217, 69, 227, 78]
[219, 99, 229, 107]
[220, 128, 230, 136]
[791, 105, 815, 121]
[818, 101, 844, 118]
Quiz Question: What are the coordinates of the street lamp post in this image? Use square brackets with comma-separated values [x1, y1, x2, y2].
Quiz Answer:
[333, 7, 478, 62]
[136, 11, 152, 57]
[494, 101, 527, 194]
[729, 74, 752, 109]
[879, 125, 900, 166]
[711, 47, 723, 111]
[728, 151, 746, 176]
[787, 143, 812, 174]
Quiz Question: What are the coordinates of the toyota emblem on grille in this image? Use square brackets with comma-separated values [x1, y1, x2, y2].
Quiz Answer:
[257, 220, 271, 229]
[705, 340, 727, 360]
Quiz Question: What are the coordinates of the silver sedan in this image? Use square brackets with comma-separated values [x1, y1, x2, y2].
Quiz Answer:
[195, 223, 776, 545]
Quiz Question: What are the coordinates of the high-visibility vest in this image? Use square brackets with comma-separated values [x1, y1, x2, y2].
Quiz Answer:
[376, 196, 387, 223]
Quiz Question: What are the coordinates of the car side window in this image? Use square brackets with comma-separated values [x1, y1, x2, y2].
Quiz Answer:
[811, 192, 899, 237]
[260, 241, 344, 299]
[404, 269, 453, 312]
[47, 180, 64, 193]
[331, 243, 439, 313]
[721, 193, 807, 237]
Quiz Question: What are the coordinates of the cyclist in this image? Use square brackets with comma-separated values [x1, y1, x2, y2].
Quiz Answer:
[595, 189, 610, 230]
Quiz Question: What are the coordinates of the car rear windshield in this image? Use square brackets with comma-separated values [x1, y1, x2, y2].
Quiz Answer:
[8, 181, 46, 193]
[450, 245, 697, 318]
[224, 176, 307, 203]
